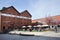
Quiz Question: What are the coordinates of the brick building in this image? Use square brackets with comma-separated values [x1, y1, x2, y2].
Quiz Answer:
[32, 15, 60, 25]
[0, 6, 32, 32]
[32, 15, 60, 26]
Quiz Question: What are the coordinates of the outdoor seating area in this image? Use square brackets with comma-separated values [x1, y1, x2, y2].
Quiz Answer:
[18, 25, 50, 32]
[17, 24, 60, 33]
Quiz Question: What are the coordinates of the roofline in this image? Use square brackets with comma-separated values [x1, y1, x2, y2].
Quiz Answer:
[21, 10, 32, 17]
[0, 6, 20, 14]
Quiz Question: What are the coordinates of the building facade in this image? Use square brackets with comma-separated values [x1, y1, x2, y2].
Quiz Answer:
[32, 15, 60, 26]
[0, 6, 32, 32]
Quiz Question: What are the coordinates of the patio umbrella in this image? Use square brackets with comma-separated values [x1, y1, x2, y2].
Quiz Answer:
[33, 26, 37, 27]
[42, 25, 49, 27]
[22, 26, 26, 28]
[27, 25, 32, 27]
[37, 25, 41, 27]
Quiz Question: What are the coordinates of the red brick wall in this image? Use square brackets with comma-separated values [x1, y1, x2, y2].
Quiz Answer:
[1, 7, 18, 15]
[1, 7, 32, 31]
[20, 11, 31, 18]
[0, 13, 2, 32]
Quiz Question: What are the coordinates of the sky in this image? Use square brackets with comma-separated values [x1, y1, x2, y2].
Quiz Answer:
[0, 0, 60, 20]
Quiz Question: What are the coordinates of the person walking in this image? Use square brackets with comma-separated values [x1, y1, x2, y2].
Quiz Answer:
[55, 25, 58, 33]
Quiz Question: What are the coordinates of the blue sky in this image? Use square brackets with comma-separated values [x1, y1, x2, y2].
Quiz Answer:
[0, 0, 60, 19]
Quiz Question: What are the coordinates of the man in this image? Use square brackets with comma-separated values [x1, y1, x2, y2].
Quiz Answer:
[54, 25, 58, 33]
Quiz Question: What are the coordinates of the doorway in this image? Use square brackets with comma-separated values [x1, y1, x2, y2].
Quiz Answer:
[3, 26, 6, 33]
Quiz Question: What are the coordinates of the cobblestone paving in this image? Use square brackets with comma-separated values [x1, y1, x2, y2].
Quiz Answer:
[0, 34, 60, 40]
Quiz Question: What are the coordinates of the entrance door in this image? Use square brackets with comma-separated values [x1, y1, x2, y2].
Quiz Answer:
[3, 26, 6, 33]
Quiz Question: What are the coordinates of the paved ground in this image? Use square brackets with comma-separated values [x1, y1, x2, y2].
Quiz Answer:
[9, 27, 60, 37]
[9, 30, 60, 37]
[0, 34, 60, 40]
